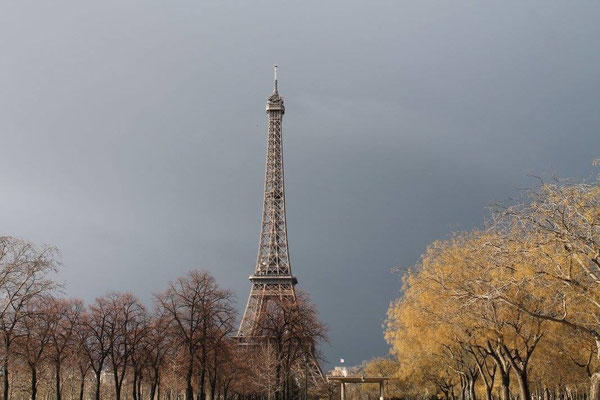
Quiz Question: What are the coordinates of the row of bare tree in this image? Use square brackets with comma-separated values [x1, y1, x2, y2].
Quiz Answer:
[0, 237, 326, 400]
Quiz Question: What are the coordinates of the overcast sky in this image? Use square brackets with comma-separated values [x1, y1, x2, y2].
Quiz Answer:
[1, 1, 599, 368]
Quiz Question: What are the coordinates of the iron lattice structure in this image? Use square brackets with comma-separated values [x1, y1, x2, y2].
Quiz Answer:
[237, 67, 324, 384]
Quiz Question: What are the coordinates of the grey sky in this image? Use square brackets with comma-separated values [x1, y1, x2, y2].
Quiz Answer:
[0, 1, 599, 368]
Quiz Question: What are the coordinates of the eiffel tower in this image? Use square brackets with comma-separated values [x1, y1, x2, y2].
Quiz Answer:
[237, 66, 324, 385]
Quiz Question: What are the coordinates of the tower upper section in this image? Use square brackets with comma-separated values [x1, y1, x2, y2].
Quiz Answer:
[253, 65, 294, 279]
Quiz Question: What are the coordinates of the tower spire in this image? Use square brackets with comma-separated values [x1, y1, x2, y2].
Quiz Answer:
[273, 64, 278, 93]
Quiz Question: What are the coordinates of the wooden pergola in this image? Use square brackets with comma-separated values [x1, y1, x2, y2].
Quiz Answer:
[327, 376, 389, 400]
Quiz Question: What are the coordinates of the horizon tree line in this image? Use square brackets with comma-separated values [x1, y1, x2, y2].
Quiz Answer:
[0, 236, 326, 400]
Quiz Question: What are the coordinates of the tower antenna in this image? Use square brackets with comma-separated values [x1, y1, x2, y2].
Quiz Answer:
[273, 64, 278, 93]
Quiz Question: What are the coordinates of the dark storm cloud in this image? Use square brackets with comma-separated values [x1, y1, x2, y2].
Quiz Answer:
[0, 1, 599, 367]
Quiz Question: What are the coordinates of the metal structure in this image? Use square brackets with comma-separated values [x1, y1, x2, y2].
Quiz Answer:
[236, 66, 324, 383]
[327, 376, 389, 400]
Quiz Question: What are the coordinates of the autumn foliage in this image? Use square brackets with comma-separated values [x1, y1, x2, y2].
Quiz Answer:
[384, 179, 600, 400]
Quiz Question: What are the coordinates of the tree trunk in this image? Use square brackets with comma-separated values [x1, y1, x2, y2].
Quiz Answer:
[3, 356, 8, 400]
[275, 363, 281, 400]
[469, 377, 477, 400]
[200, 346, 207, 400]
[150, 381, 157, 400]
[79, 373, 85, 400]
[516, 371, 531, 400]
[589, 373, 600, 400]
[132, 371, 138, 400]
[112, 368, 121, 400]
[210, 373, 216, 400]
[31, 366, 38, 400]
[186, 351, 194, 400]
[95, 371, 102, 400]
[114, 382, 121, 400]
[150, 367, 161, 400]
[500, 371, 511, 400]
[137, 375, 142, 400]
[55, 362, 62, 400]
[487, 343, 511, 400]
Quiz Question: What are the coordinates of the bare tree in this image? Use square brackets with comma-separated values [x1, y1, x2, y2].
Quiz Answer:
[144, 314, 172, 400]
[0, 237, 58, 400]
[46, 297, 84, 400]
[206, 329, 235, 400]
[155, 270, 235, 400]
[71, 333, 92, 400]
[201, 291, 236, 400]
[214, 343, 247, 400]
[246, 343, 279, 399]
[128, 308, 150, 400]
[81, 297, 112, 400]
[16, 296, 54, 400]
[101, 292, 147, 400]
[0, 235, 328, 400]
[254, 291, 327, 400]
